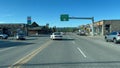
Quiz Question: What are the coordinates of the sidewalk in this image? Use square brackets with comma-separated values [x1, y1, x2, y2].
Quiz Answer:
[87, 35, 105, 40]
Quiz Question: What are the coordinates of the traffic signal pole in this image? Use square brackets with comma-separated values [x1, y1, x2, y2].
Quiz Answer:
[69, 17, 94, 36]
[60, 14, 94, 36]
[92, 17, 94, 36]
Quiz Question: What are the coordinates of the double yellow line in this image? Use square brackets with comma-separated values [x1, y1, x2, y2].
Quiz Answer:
[8, 40, 53, 68]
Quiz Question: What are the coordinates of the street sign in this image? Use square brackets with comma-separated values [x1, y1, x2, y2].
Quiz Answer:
[27, 16, 31, 25]
[60, 14, 69, 21]
[27, 20, 31, 25]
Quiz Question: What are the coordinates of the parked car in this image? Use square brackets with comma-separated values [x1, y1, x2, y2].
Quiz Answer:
[105, 31, 120, 43]
[50, 32, 63, 40]
[15, 33, 26, 40]
[0, 34, 8, 39]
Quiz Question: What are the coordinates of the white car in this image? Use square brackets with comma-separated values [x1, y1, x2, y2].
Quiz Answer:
[0, 34, 8, 39]
[105, 31, 120, 43]
[50, 32, 63, 40]
[15, 33, 26, 40]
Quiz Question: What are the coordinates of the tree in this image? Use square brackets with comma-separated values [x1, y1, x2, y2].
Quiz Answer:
[46, 23, 49, 29]
[52, 26, 56, 32]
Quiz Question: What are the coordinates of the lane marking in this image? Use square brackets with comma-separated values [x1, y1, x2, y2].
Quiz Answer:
[77, 47, 87, 58]
[72, 41, 75, 44]
[0, 47, 15, 52]
[8, 40, 53, 68]
[69, 34, 87, 58]
[66, 35, 72, 39]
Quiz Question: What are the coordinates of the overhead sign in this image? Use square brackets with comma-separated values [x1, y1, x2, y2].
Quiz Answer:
[60, 14, 95, 36]
[60, 14, 69, 21]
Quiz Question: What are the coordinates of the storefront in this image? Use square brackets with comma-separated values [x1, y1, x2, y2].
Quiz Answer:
[93, 20, 120, 36]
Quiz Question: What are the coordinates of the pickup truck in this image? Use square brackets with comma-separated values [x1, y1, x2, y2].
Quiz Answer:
[0, 34, 8, 39]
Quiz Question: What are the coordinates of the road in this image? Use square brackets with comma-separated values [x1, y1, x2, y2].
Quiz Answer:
[1, 33, 120, 68]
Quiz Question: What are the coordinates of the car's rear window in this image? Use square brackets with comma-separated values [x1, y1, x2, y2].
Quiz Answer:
[54, 33, 61, 35]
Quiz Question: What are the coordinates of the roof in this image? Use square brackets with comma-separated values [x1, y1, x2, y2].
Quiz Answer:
[95, 19, 120, 23]
[31, 22, 39, 27]
[28, 27, 42, 30]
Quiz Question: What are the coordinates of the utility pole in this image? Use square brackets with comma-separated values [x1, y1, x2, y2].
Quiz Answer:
[69, 17, 95, 36]
[92, 17, 94, 36]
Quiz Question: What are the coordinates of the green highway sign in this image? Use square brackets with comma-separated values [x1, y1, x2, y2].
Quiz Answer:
[60, 14, 69, 21]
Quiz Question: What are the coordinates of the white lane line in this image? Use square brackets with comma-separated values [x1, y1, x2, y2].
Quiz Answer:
[77, 47, 87, 58]
[72, 41, 75, 44]
[0, 47, 15, 52]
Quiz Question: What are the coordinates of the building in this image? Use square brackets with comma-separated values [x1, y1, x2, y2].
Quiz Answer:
[0, 22, 52, 36]
[93, 20, 120, 36]
[0, 23, 26, 36]
[27, 22, 51, 36]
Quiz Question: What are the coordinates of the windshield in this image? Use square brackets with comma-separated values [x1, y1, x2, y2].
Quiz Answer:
[1, 0, 120, 68]
[54, 32, 61, 35]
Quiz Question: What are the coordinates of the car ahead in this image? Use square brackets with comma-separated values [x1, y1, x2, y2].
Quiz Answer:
[0, 34, 8, 39]
[77, 30, 86, 36]
[60, 32, 64, 35]
[50, 32, 63, 40]
[105, 31, 120, 43]
[15, 33, 26, 40]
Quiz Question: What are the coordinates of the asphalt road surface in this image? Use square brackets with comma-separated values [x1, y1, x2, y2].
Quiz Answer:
[1, 33, 120, 68]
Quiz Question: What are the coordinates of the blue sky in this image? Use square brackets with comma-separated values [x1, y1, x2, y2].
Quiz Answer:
[0, 0, 120, 27]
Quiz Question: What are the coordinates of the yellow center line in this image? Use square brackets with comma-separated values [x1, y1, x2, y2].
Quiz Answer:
[8, 40, 53, 68]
